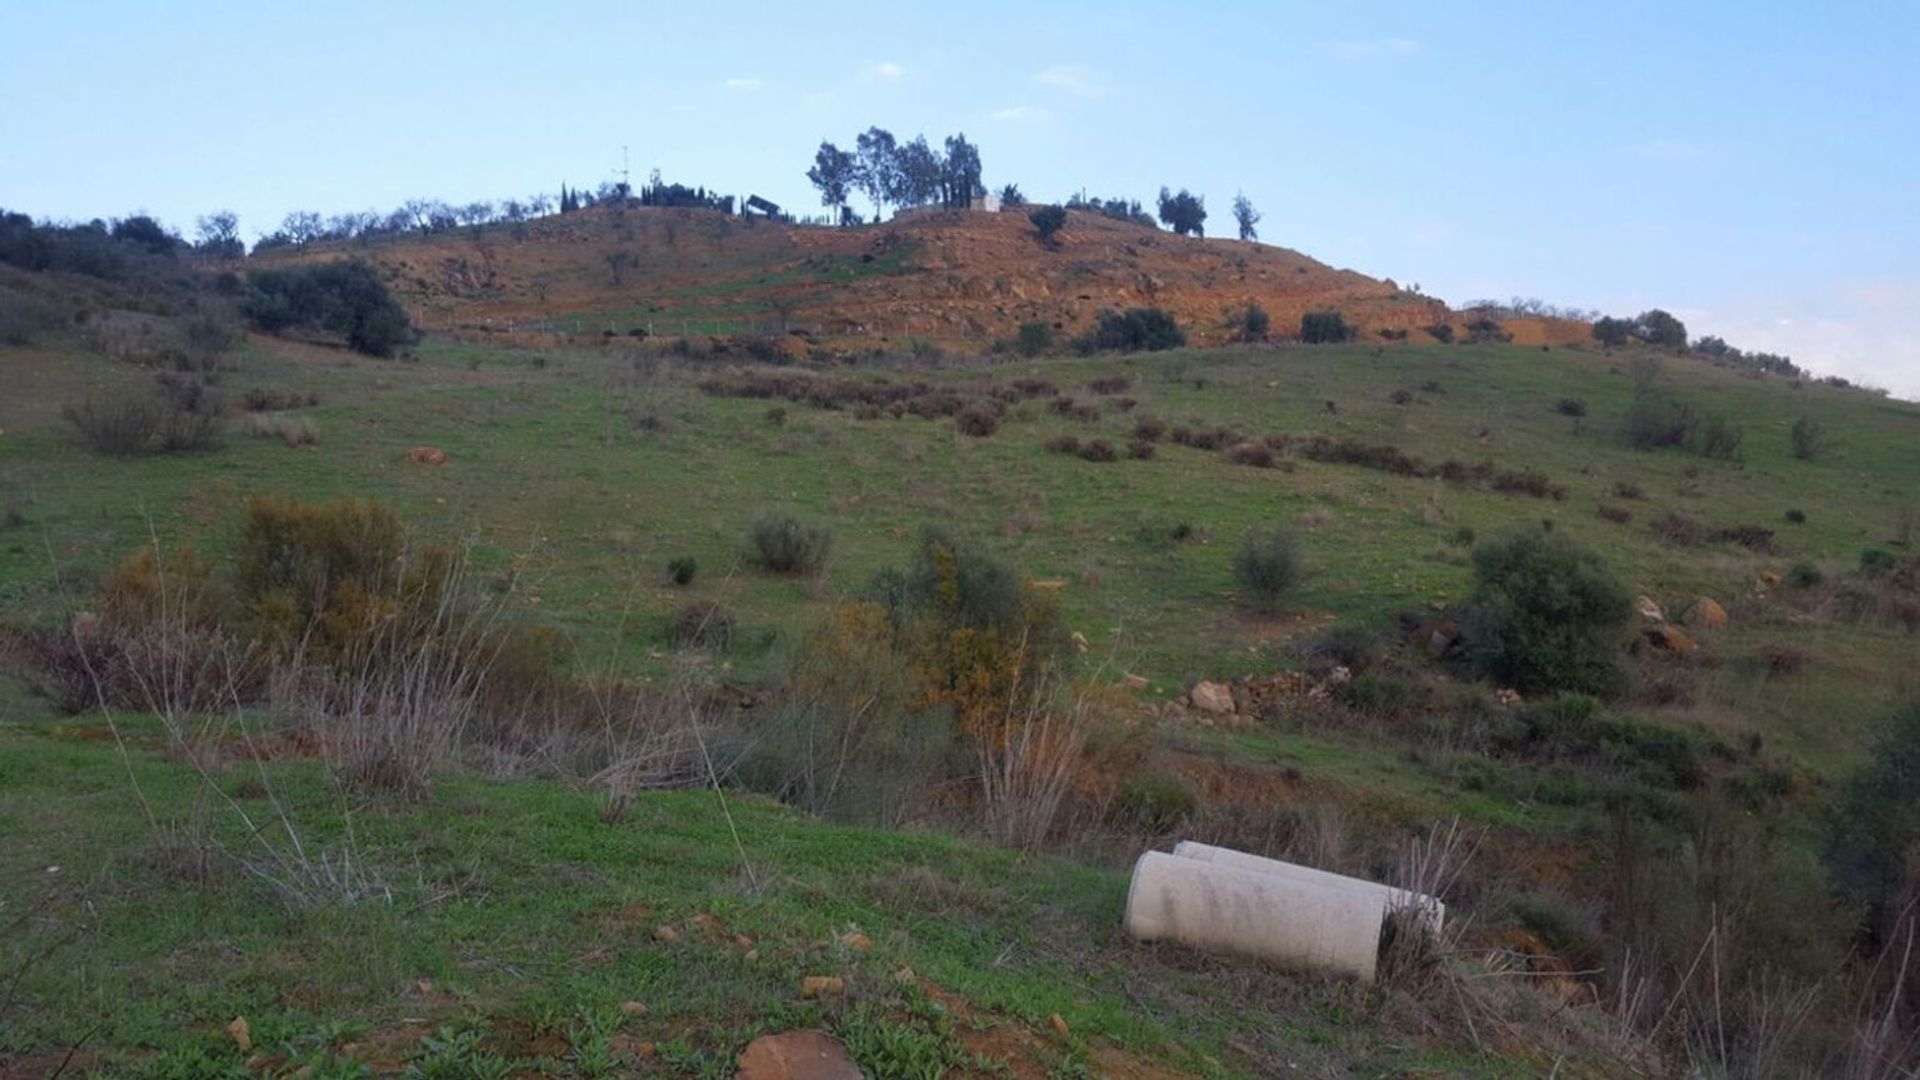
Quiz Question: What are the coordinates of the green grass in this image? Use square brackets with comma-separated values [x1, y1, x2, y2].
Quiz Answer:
[4, 336, 1913, 770]
[3, 332, 1917, 1073]
[0, 709, 1523, 1077]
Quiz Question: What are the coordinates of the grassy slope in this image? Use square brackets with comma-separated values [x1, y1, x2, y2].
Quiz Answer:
[2, 331, 1917, 1074]
[0, 705, 1514, 1078]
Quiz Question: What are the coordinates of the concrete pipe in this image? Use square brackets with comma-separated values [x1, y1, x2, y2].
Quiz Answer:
[1170, 840, 1445, 932]
[1123, 851, 1385, 982]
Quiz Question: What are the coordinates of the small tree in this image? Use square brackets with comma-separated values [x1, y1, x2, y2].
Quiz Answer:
[1824, 703, 1920, 950]
[1234, 302, 1270, 342]
[1156, 187, 1207, 237]
[1790, 416, 1826, 461]
[1016, 321, 1053, 357]
[1231, 192, 1261, 242]
[1029, 205, 1067, 245]
[1233, 526, 1302, 613]
[194, 211, 242, 259]
[1592, 316, 1632, 347]
[1300, 310, 1353, 344]
[1457, 530, 1632, 696]
[1632, 309, 1688, 349]
[998, 183, 1025, 208]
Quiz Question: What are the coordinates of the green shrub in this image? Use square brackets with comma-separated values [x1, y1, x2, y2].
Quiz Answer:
[1457, 530, 1632, 696]
[1308, 622, 1386, 671]
[1790, 416, 1826, 461]
[241, 260, 414, 357]
[666, 556, 697, 586]
[1234, 302, 1271, 342]
[1860, 548, 1898, 576]
[1076, 308, 1185, 353]
[1786, 562, 1823, 588]
[1785, 508, 1807, 524]
[1233, 525, 1303, 613]
[1028, 205, 1067, 243]
[1823, 702, 1920, 942]
[1554, 397, 1588, 417]
[748, 512, 832, 576]
[954, 407, 999, 437]
[1015, 321, 1053, 356]
[1299, 310, 1353, 344]
[1118, 773, 1200, 833]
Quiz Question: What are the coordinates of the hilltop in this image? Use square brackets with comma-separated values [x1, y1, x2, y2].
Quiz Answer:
[256, 204, 1591, 353]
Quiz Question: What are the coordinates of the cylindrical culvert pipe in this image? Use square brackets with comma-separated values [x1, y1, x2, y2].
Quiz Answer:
[1123, 851, 1385, 982]
[1170, 840, 1445, 932]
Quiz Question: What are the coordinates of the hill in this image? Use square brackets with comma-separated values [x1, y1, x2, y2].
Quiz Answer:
[255, 204, 1591, 353]
[3, 217, 1919, 1075]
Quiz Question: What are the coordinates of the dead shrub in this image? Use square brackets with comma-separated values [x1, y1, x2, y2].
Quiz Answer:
[1652, 512, 1708, 547]
[1598, 504, 1633, 524]
[747, 511, 832, 576]
[1087, 375, 1132, 394]
[1126, 439, 1156, 460]
[1132, 417, 1167, 442]
[1077, 439, 1118, 463]
[667, 601, 734, 650]
[954, 407, 999, 437]
[1225, 442, 1276, 468]
[1045, 434, 1082, 455]
[242, 412, 319, 446]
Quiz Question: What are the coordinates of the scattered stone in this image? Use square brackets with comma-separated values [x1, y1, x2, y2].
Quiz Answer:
[1121, 673, 1149, 690]
[1190, 681, 1235, 715]
[1070, 630, 1090, 653]
[1049, 1013, 1071, 1037]
[618, 1001, 648, 1017]
[733, 933, 755, 950]
[227, 1017, 252, 1053]
[1644, 624, 1698, 653]
[837, 930, 872, 952]
[652, 924, 682, 943]
[405, 446, 448, 465]
[1494, 688, 1523, 707]
[736, 1030, 863, 1080]
[799, 975, 845, 999]
[1683, 596, 1728, 630]
[1759, 570, 1783, 587]
[893, 965, 917, 984]
[1636, 595, 1665, 622]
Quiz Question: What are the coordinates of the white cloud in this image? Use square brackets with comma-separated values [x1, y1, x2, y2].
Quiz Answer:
[868, 61, 905, 79]
[1692, 279, 1920, 399]
[989, 104, 1051, 124]
[1032, 64, 1108, 98]
[722, 77, 764, 92]
[1322, 38, 1422, 60]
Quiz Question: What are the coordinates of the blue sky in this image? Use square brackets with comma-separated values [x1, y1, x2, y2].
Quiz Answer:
[4, 1, 1917, 393]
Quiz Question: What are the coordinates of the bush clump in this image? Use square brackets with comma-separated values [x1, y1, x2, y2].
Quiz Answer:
[1233, 525, 1303, 614]
[1554, 398, 1588, 417]
[1077, 439, 1118, 463]
[954, 407, 999, 437]
[1457, 530, 1632, 697]
[666, 556, 698, 586]
[241, 260, 414, 357]
[1076, 308, 1185, 353]
[1015, 320, 1053, 357]
[1299, 310, 1353, 344]
[747, 512, 832, 576]
[668, 601, 733, 650]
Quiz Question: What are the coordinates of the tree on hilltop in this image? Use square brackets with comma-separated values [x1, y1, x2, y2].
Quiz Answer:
[1157, 187, 1206, 237]
[854, 127, 901, 220]
[1231, 192, 1261, 242]
[807, 142, 857, 223]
